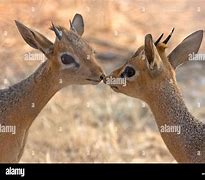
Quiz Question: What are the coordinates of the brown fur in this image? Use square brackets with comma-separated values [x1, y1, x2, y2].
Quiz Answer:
[0, 17, 103, 162]
[105, 32, 205, 162]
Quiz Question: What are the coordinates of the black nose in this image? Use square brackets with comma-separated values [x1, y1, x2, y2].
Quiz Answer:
[100, 74, 105, 80]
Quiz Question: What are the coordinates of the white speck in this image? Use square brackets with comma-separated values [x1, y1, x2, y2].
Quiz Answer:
[86, 102, 90, 108]
[58, 126, 63, 132]
[31, 7, 35, 12]
[31, 150, 35, 156]
[141, 151, 146, 156]
[197, 102, 201, 108]
[87, 55, 91, 60]
[31, 103, 35, 108]
[114, 30, 118, 37]
[59, 78, 63, 84]
[197, 150, 201, 156]
[141, 102, 146, 108]
[140, 7, 146, 13]
[3, 31, 7, 36]
[169, 79, 173, 84]
[3, 78, 9, 85]
[141, 54, 146, 61]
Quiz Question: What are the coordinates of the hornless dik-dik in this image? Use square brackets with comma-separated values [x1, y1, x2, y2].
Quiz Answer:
[105, 29, 205, 162]
[0, 14, 104, 162]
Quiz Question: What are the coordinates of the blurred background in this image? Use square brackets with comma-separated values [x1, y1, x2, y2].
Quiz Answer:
[0, 0, 205, 162]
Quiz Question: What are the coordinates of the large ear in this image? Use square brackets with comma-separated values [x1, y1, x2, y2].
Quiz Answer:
[70, 13, 84, 36]
[168, 30, 203, 69]
[145, 34, 162, 70]
[15, 20, 53, 55]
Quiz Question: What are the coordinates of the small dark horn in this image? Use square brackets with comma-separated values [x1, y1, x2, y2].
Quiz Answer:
[50, 22, 62, 40]
[154, 33, 164, 46]
[69, 20, 73, 29]
[163, 28, 175, 44]
[69, 19, 77, 33]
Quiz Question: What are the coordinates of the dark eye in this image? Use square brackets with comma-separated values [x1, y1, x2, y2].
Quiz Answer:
[61, 54, 80, 67]
[121, 66, 135, 78]
[61, 54, 75, 64]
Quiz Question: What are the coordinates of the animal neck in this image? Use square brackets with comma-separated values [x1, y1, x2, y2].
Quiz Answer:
[145, 79, 205, 162]
[4, 60, 61, 129]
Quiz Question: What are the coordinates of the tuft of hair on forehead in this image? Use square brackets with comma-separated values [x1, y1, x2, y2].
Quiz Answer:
[49, 25, 66, 33]
[132, 46, 145, 59]
[49, 24, 82, 38]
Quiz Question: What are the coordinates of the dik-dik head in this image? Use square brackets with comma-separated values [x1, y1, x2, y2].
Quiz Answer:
[105, 29, 203, 102]
[15, 14, 104, 86]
